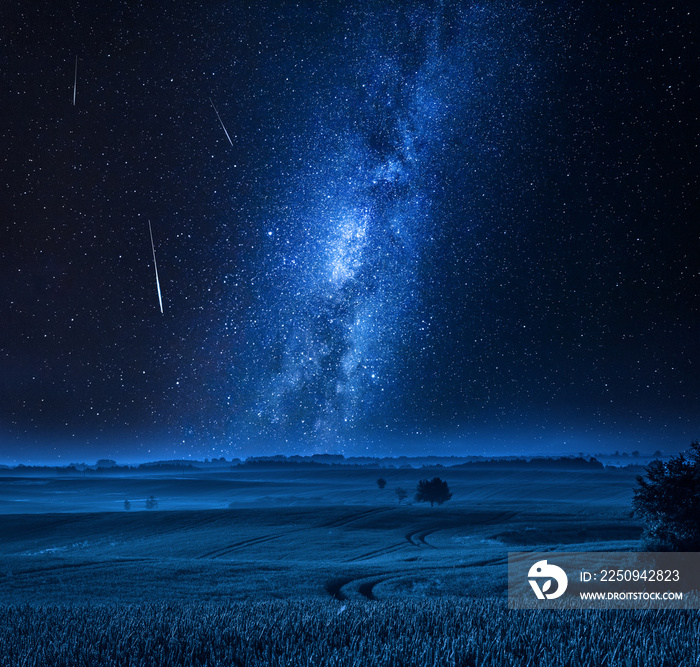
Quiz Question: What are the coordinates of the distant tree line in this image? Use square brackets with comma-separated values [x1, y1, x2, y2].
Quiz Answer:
[450, 456, 604, 470]
[2, 453, 647, 477]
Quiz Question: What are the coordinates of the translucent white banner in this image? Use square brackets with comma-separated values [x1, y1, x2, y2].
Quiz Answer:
[508, 552, 700, 609]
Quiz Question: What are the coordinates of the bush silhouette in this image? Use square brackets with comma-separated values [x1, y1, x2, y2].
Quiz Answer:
[633, 441, 700, 551]
[415, 477, 452, 507]
[395, 487, 407, 505]
[377, 478, 387, 489]
[145, 495, 159, 510]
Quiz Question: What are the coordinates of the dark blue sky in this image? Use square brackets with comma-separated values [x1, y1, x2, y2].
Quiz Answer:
[2, 1, 698, 464]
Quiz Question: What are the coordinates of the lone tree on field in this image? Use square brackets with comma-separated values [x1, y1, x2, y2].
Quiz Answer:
[415, 477, 452, 507]
[633, 441, 700, 551]
[395, 487, 408, 505]
[145, 495, 159, 510]
[377, 478, 387, 490]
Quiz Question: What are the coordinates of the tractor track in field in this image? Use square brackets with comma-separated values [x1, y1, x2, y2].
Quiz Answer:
[320, 507, 392, 529]
[348, 510, 521, 562]
[330, 518, 519, 600]
[197, 508, 394, 560]
[338, 572, 406, 601]
[399, 511, 519, 550]
[333, 555, 511, 601]
[324, 576, 355, 601]
[197, 508, 520, 561]
[357, 579, 383, 601]
[6, 558, 153, 577]
[346, 542, 410, 562]
[475, 511, 519, 525]
[349, 526, 446, 562]
[150, 513, 229, 538]
[405, 528, 439, 548]
[197, 533, 287, 560]
[329, 571, 393, 601]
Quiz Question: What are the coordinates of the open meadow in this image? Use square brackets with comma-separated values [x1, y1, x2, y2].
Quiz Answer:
[1, 463, 698, 666]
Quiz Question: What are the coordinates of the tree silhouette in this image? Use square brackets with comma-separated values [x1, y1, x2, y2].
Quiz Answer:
[395, 487, 407, 505]
[377, 478, 387, 490]
[633, 441, 700, 551]
[145, 495, 159, 510]
[415, 477, 452, 507]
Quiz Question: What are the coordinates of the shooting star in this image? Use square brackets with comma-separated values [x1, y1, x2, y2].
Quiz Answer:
[148, 220, 164, 314]
[209, 97, 234, 146]
[73, 56, 77, 105]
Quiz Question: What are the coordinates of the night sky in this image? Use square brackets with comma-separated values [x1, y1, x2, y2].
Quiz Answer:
[2, 1, 698, 464]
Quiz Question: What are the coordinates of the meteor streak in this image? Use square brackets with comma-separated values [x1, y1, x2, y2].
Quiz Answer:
[148, 220, 164, 314]
[209, 97, 234, 146]
[73, 56, 77, 105]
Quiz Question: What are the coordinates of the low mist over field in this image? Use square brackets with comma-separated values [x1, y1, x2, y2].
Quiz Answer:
[0, 456, 643, 604]
[3, 455, 699, 665]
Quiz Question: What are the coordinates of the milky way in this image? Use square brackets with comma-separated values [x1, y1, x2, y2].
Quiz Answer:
[223, 4, 545, 451]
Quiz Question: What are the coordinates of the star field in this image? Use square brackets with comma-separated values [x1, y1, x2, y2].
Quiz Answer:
[1, 1, 698, 462]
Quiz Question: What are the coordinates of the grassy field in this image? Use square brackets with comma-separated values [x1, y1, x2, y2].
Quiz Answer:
[2, 464, 697, 665]
[2, 599, 700, 666]
[0, 465, 643, 603]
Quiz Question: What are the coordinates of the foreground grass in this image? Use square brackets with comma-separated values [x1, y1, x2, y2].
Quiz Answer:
[1, 598, 698, 667]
